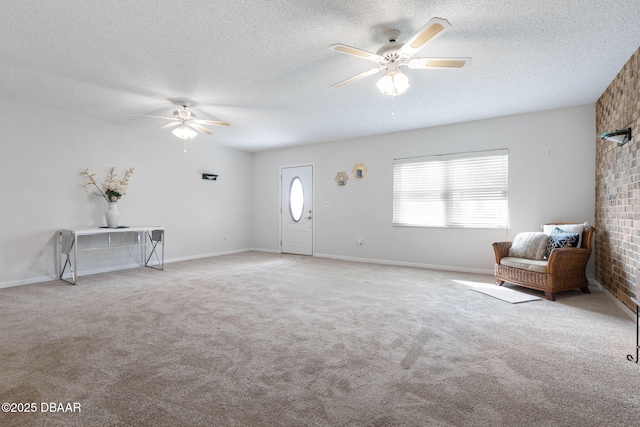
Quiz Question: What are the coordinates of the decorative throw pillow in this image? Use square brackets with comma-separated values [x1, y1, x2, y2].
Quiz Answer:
[509, 232, 549, 260]
[542, 222, 587, 248]
[545, 227, 580, 258]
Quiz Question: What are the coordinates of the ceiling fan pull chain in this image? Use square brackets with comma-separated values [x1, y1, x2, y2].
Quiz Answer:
[391, 93, 395, 117]
[183, 139, 187, 153]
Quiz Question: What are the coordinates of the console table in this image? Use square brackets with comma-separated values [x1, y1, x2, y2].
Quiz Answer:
[58, 226, 165, 285]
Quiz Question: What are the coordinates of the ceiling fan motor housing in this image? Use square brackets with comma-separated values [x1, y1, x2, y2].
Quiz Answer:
[376, 30, 405, 68]
[377, 46, 404, 69]
[173, 108, 194, 120]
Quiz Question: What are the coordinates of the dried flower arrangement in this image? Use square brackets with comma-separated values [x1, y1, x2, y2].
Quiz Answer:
[81, 166, 134, 203]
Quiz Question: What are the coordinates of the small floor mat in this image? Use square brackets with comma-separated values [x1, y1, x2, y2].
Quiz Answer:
[471, 285, 542, 303]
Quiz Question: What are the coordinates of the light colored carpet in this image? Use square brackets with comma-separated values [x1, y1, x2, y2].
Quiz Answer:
[469, 284, 542, 303]
[0, 252, 637, 426]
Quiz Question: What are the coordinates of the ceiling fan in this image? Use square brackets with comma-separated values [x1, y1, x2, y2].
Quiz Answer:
[329, 17, 471, 96]
[131, 106, 230, 140]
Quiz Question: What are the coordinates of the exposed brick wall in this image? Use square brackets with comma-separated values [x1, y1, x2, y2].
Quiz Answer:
[595, 48, 639, 311]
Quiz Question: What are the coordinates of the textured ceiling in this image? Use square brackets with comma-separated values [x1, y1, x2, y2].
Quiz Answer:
[1, 1, 639, 152]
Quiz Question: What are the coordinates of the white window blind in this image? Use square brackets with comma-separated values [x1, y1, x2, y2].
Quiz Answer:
[393, 149, 508, 228]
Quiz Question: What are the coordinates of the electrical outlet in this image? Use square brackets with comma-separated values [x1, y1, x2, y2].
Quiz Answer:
[125, 246, 131, 252]
[324, 201, 330, 208]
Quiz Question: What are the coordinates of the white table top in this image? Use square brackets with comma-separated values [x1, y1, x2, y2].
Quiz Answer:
[60, 226, 164, 235]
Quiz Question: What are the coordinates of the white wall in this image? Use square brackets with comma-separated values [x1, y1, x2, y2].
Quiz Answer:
[252, 104, 596, 274]
[0, 97, 253, 287]
[0, 100, 596, 287]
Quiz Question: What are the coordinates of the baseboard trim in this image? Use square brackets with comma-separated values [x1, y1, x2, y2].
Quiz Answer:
[591, 279, 635, 320]
[0, 274, 59, 289]
[249, 248, 281, 254]
[313, 253, 495, 275]
[0, 248, 255, 289]
[164, 248, 251, 264]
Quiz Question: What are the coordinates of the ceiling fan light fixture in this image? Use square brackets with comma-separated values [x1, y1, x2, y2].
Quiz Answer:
[376, 70, 410, 96]
[172, 125, 197, 140]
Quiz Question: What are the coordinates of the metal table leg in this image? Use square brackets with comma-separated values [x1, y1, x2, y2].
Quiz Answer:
[59, 230, 77, 285]
[145, 229, 164, 270]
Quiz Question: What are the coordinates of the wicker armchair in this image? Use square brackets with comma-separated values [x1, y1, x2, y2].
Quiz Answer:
[492, 224, 595, 301]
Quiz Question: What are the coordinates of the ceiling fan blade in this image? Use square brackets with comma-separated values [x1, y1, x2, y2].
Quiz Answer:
[331, 68, 383, 89]
[130, 113, 176, 120]
[156, 122, 181, 131]
[329, 44, 382, 63]
[192, 119, 230, 127]
[407, 57, 471, 69]
[190, 123, 212, 135]
[399, 17, 451, 57]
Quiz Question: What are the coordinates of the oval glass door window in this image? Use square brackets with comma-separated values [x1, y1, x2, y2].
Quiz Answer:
[289, 177, 304, 222]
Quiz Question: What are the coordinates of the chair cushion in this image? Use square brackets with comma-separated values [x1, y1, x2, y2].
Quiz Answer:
[544, 227, 580, 258]
[508, 232, 549, 260]
[500, 257, 548, 273]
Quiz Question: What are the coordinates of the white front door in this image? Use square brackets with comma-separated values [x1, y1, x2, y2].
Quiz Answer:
[281, 165, 313, 255]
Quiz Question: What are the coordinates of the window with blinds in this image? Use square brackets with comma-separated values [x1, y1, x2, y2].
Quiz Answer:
[393, 149, 509, 228]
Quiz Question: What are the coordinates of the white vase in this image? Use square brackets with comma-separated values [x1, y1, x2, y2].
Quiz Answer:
[105, 202, 120, 228]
